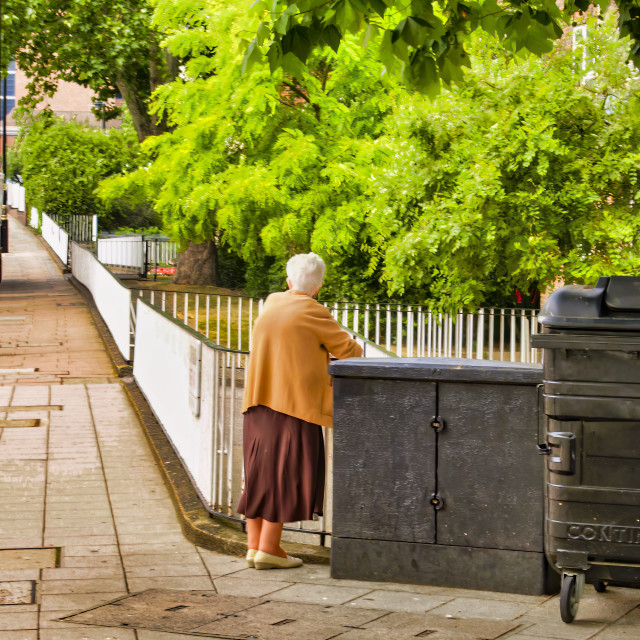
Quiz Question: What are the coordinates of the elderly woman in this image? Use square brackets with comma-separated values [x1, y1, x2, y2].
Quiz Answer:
[238, 253, 363, 570]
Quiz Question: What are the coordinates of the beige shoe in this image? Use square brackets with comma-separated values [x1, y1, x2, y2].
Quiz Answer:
[254, 551, 303, 570]
[246, 549, 258, 568]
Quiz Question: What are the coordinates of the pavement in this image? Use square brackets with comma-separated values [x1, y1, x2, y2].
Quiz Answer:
[1, 213, 640, 640]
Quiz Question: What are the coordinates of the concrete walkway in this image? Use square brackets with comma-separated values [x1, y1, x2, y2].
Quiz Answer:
[1, 215, 639, 640]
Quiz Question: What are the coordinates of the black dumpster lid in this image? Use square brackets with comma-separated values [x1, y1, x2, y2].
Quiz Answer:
[538, 276, 640, 329]
[329, 357, 542, 384]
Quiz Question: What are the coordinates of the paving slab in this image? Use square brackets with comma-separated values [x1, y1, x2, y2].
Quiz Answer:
[212, 576, 293, 598]
[0, 610, 39, 630]
[0, 571, 40, 582]
[41, 568, 125, 581]
[507, 619, 605, 640]
[125, 576, 215, 592]
[0, 549, 58, 570]
[346, 589, 453, 613]
[266, 582, 372, 606]
[40, 593, 128, 613]
[62, 589, 259, 632]
[361, 610, 521, 638]
[0, 581, 36, 605]
[0, 631, 37, 640]
[590, 627, 640, 640]
[40, 579, 128, 596]
[123, 564, 209, 579]
[39, 631, 135, 640]
[121, 553, 205, 569]
[61, 556, 123, 569]
[427, 596, 535, 620]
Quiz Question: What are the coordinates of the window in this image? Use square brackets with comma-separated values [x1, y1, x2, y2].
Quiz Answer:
[1, 61, 16, 115]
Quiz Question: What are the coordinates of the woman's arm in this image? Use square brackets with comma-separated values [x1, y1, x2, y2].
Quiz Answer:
[315, 310, 363, 360]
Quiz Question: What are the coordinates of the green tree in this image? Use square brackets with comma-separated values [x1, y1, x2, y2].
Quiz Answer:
[368, 13, 640, 308]
[101, 0, 396, 293]
[247, 0, 640, 97]
[1, 0, 177, 140]
[18, 116, 153, 229]
[102, 4, 639, 305]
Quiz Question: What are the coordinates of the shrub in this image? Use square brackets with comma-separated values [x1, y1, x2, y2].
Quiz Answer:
[17, 114, 156, 229]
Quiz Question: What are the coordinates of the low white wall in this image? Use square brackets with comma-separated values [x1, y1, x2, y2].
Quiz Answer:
[7, 181, 24, 209]
[41, 212, 69, 266]
[71, 242, 132, 361]
[133, 299, 216, 503]
[29, 207, 39, 231]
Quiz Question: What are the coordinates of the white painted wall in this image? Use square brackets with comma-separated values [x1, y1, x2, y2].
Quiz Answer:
[71, 242, 132, 361]
[7, 181, 23, 209]
[133, 299, 216, 503]
[41, 212, 69, 266]
[29, 207, 39, 231]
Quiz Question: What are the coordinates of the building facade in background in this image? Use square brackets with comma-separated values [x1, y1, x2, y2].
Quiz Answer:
[1, 62, 121, 149]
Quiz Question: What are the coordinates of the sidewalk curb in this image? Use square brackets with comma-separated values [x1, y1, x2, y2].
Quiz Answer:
[69, 274, 330, 565]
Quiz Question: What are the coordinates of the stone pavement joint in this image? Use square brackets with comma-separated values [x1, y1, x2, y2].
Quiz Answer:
[1, 212, 640, 639]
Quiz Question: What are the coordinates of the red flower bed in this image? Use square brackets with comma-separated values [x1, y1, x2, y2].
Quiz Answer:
[148, 267, 177, 276]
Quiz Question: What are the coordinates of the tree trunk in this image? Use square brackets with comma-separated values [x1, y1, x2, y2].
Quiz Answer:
[174, 240, 221, 286]
[115, 74, 156, 142]
[164, 50, 180, 83]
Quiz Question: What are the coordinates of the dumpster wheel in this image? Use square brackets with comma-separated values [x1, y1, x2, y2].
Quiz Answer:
[560, 573, 581, 623]
[593, 580, 607, 593]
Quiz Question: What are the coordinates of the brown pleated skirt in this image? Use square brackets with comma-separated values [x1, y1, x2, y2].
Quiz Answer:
[236, 405, 325, 523]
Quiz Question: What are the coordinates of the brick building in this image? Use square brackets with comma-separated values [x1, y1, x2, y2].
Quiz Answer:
[2, 61, 120, 149]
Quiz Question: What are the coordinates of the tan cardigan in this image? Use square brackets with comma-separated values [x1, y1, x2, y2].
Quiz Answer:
[242, 290, 363, 427]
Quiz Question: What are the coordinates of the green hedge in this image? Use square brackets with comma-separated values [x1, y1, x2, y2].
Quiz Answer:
[17, 115, 157, 230]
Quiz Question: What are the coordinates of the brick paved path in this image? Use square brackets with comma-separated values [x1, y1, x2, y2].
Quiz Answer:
[1, 215, 639, 639]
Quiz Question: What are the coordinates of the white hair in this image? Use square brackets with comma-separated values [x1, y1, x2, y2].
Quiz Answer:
[286, 253, 326, 296]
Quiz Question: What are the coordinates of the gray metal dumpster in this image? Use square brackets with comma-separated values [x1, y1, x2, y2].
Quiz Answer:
[329, 357, 558, 595]
[533, 276, 640, 622]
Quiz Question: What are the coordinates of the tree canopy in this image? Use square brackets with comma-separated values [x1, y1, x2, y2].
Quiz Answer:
[246, 0, 640, 97]
[18, 116, 154, 228]
[97, 3, 640, 306]
[1, 0, 177, 140]
[372, 20, 640, 306]
[5, 0, 639, 304]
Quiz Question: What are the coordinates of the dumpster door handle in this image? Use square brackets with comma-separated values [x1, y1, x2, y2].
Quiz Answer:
[547, 432, 576, 475]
